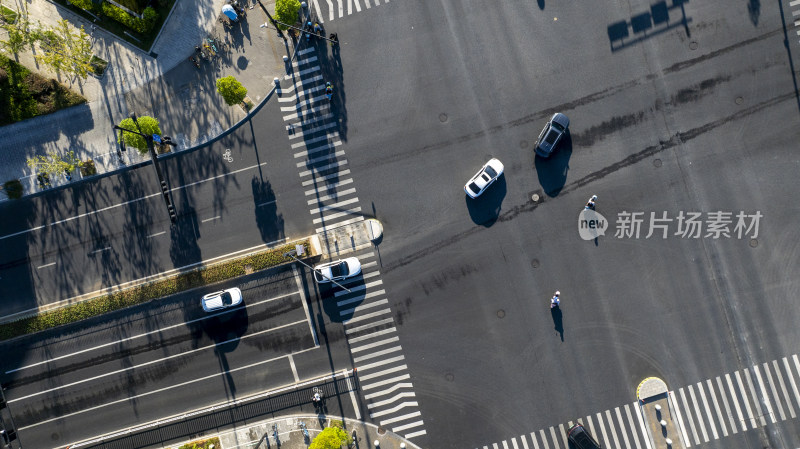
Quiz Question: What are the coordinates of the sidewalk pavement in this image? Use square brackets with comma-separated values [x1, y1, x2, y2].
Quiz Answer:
[212, 414, 421, 449]
[0, 0, 290, 199]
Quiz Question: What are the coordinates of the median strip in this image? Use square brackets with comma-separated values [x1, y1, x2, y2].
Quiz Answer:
[0, 238, 317, 341]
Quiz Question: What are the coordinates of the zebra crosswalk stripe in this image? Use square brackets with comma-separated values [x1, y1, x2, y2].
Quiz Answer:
[615, 406, 631, 449]
[604, 409, 620, 449]
[539, 429, 549, 449]
[716, 375, 738, 434]
[772, 360, 795, 419]
[585, 415, 598, 445]
[696, 382, 718, 439]
[705, 379, 728, 437]
[753, 364, 776, 423]
[734, 370, 756, 429]
[743, 368, 767, 426]
[763, 362, 786, 421]
[782, 357, 800, 417]
[595, 412, 611, 449]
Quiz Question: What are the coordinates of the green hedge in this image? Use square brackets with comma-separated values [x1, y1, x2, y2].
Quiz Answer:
[69, 0, 97, 12]
[101, 3, 158, 33]
[0, 241, 310, 341]
[3, 179, 23, 199]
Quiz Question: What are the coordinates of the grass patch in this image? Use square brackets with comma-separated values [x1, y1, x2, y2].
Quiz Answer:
[49, 0, 177, 51]
[89, 55, 109, 77]
[0, 54, 86, 125]
[2, 179, 23, 199]
[174, 436, 220, 449]
[0, 240, 311, 341]
[0, 4, 18, 23]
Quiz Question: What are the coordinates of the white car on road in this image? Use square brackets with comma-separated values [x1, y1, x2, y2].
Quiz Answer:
[313, 257, 362, 283]
[201, 287, 243, 312]
[464, 158, 504, 199]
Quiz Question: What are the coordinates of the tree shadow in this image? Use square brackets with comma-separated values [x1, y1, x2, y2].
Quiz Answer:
[465, 176, 506, 227]
[747, 0, 760, 25]
[252, 176, 285, 244]
[534, 134, 572, 197]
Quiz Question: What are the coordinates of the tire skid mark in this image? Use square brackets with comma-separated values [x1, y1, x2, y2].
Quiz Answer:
[383, 90, 796, 273]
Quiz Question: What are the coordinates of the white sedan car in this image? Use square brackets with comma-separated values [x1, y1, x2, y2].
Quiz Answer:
[201, 287, 243, 312]
[313, 257, 362, 283]
[464, 158, 504, 198]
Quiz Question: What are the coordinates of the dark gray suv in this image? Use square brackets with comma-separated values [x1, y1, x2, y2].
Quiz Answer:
[535, 112, 570, 158]
[567, 423, 601, 449]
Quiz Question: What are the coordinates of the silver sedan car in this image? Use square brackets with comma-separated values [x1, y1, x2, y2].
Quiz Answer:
[535, 113, 570, 158]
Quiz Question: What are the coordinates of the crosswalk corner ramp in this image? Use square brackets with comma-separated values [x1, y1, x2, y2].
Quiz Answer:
[638, 377, 687, 449]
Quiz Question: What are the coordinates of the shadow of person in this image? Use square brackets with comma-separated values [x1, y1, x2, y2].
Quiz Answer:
[551, 306, 564, 341]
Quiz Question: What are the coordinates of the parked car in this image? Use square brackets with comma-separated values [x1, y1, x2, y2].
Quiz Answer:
[567, 423, 601, 449]
[313, 257, 362, 283]
[201, 287, 243, 312]
[464, 158, 504, 199]
[535, 113, 570, 158]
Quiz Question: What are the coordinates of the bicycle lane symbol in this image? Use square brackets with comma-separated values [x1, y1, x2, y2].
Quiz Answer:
[222, 149, 233, 162]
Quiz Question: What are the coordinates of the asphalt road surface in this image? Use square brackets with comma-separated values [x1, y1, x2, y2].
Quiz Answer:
[2, 0, 800, 448]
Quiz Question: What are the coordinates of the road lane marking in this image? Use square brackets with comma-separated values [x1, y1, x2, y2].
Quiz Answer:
[0, 162, 268, 241]
[36, 262, 56, 269]
[340, 298, 389, 316]
[344, 317, 393, 335]
[615, 406, 631, 449]
[585, 415, 598, 446]
[23, 347, 329, 433]
[348, 326, 396, 344]
[356, 355, 405, 372]
[743, 368, 767, 426]
[679, 387, 700, 444]
[696, 382, 717, 439]
[753, 364, 776, 423]
[736, 370, 757, 428]
[309, 196, 359, 214]
[346, 368, 361, 420]
[88, 247, 111, 255]
[393, 420, 424, 433]
[257, 200, 277, 207]
[342, 307, 391, 324]
[350, 335, 399, 353]
[772, 360, 795, 419]
[595, 412, 610, 449]
[302, 171, 351, 188]
[9, 319, 311, 402]
[288, 354, 299, 382]
[357, 365, 407, 382]
[363, 381, 413, 400]
[378, 411, 420, 426]
[706, 379, 728, 436]
[539, 429, 549, 449]
[293, 264, 318, 346]
[4, 291, 299, 374]
[604, 409, 619, 449]
[367, 391, 415, 409]
[729, 372, 748, 430]
[360, 373, 409, 390]
[307, 187, 357, 205]
[297, 149, 346, 168]
[687, 384, 708, 442]
[763, 362, 786, 421]
[549, 426, 561, 449]
[201, 215, 221, 223]
[717, 376, 738, 433]
[147, 231, 166, 238]
[353, 345, 402, 363]
[668, 391, 689, 448]
[784, 357, 800, 416]
[624, 403, 643, 449]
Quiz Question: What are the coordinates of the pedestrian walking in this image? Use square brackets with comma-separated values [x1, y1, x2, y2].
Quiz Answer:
[585, 195, 597, 210]
[550, 291, 560, 309]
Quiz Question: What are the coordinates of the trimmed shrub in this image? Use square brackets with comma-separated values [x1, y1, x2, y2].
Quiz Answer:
[101, 3, 159, 33]
[69, 0, 97, 12]
[3, 179, 23, 199]
[80, 159, 97, 176]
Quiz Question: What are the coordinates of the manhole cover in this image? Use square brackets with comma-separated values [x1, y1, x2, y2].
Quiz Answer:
[497, 309, 506, 318]
[439, 113, 448, 122]
[377, 426, 387, 435]
[532, 193, 540, 202]
[750, 238, 758, 248]
[689, 41, 698, 50]
[735, 96, 743, 105]
[520, 140, 529, 149]
[445, 373, 454, 381]
[531, 259, 540, 268]
[653, 158, 662, 167]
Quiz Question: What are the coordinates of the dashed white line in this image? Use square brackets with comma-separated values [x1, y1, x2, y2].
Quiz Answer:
[88, 247, 111, 255]
[201, 216, 221, 223]
[147, 231, 166, 238]
[36, 262, 56, 269]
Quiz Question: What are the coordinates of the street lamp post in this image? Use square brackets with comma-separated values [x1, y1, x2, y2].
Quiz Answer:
[113, 114, 178, 223]
[283, 249, 351, 293]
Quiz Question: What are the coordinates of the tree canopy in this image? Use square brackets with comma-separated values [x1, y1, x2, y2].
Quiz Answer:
[309, 426, 352, 449]
[274, 0, 301, 31]
[216, 76, 248, 106]
[117, 116, 162, 155]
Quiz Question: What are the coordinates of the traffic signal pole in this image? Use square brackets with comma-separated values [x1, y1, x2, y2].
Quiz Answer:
[113, 114, 178, 223]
